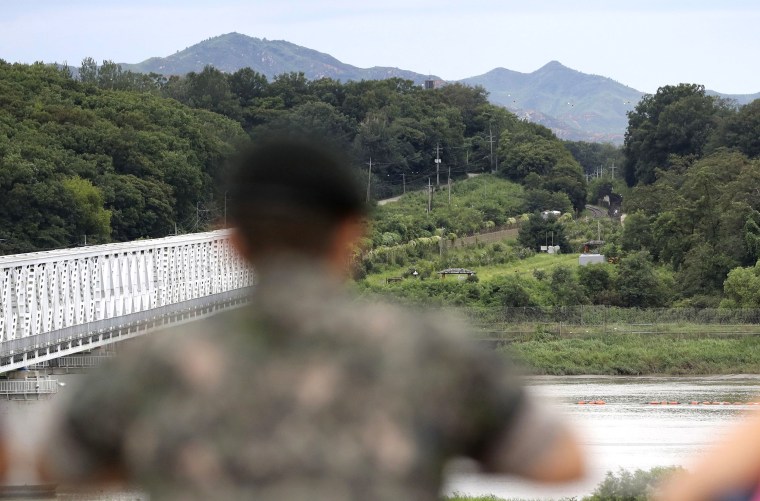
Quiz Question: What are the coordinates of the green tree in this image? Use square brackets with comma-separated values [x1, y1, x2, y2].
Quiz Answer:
[550, 265, 587, 306]
[61, 176, 111, 243]
[712, 99, 760, 158]
[578, 264, 614, 304]
[78, 57, 98, 85]
[620, 212, 654, 253]
[623, 84, 723, 186]
[723, 263, 760, 308]
[615, 251, 666, 307]
[517, 213, 571, 253]
[676, 242, 736, 297]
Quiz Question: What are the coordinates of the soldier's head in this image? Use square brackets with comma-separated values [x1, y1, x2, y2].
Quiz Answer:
[227, 137, 367, 273]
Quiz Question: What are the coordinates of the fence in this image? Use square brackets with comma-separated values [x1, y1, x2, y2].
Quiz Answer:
[464, 305, 760, 339]
[442, 226, 520, 250]
[0, 378, 59, 398]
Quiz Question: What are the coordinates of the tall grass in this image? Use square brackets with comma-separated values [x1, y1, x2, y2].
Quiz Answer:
[505, 333, 760, 375]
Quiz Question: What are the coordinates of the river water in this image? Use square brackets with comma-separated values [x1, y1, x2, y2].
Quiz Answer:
[445, 375, 760, 500]
[2, 374, 760, 500]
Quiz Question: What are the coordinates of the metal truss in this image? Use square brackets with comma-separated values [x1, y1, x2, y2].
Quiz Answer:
[0, 230, 253, 344]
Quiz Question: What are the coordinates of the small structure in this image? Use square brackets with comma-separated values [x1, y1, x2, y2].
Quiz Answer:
[437, 268, 476, 281]
[582, 240, 605, 253]
[579, 254, 606, 266]
[541, 210, 561, 220]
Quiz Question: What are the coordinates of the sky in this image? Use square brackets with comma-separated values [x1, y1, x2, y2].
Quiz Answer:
[1, 0, 759, 94]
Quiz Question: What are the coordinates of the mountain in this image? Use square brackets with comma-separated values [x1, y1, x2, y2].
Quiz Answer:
[121, 32, 438, 84]
[460, 62, 644, 143]
[119, 33, 759, 144]
[708, 90, 760, 106]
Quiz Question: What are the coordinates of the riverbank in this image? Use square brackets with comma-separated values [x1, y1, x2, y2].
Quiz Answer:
[443, 466, 679, 500]
[503, 332, 760, 375]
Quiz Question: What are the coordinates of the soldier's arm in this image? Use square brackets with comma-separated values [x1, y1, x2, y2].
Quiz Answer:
[479, 395, 586, 482]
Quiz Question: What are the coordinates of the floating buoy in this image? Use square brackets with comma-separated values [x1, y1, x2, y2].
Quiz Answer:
[689, 401, 699, 405]
[594, 400, 606, 405]
[668, 402, 680, 405]
[578, 401, 587, 405]
[703, 401, 712, 405]
[649, 401, 661, 405]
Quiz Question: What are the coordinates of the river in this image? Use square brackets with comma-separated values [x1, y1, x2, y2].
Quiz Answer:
[445, 375, 760, 499]
[2, 374, 760, 500]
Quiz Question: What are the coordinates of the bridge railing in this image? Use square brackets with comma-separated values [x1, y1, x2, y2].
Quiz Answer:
[0, 230, 254, 343]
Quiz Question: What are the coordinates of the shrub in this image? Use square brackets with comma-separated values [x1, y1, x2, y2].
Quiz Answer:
[584, 467, 682, 501]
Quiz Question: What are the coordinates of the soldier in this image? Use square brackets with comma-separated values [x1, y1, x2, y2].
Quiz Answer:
[41, 137, 585, 500]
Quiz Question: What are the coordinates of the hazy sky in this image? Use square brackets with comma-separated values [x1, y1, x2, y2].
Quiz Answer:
[2, 0, 758, 94]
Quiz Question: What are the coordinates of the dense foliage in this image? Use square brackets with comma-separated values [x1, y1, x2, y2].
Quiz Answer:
[1, 59, 588, 253]
[0, 61, 245, 252]
[620, 88, 760, 305]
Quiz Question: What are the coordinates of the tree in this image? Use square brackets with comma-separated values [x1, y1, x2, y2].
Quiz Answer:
[564, 140, 624, 180]
[517, 213, 571, 253]
[676, 242, 736, 297]
[550, 266, 587, 306]
[79, 57, 98, 85]
[620, 212, 654, 253]
[716, 99, 760, 158]
[61, 176, 111, 243]
[543, 163, 587, 212]
[578, 264, 613, 304]
[615, 251, 666, 307]
[185, 66, 241, 119]
[723, 263, 760, 308]
[228, 67, 268, 107]
[623, 84, 722, 186]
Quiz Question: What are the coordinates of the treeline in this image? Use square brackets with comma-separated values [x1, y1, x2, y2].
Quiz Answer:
[157, 65, 587, 204]
[0, 58, 589, 253]
[619, 84, 760, 306]
[0, 61, 246, 253]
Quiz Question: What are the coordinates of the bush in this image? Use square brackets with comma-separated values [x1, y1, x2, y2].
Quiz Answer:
[584, 467, 682, 501]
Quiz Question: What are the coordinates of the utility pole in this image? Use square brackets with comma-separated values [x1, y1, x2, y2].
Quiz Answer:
[448, 165, 451, 206]
[427, 178, 432, 213]
[610, 162, 617, 179]
[434, 143, 442, 187]
[488, 127, 495, 173]
[402, 173, 406, 194]
[366, 158, 372, 203]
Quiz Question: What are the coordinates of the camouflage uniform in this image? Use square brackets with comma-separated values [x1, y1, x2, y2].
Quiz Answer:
[49, 263, 562, 500]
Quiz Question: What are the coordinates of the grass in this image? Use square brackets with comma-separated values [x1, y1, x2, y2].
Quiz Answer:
[504, 332, 760, 375]
[361, 248, 580, 286]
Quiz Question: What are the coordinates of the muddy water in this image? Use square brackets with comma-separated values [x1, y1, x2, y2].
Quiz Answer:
[445, 375, 760, 500]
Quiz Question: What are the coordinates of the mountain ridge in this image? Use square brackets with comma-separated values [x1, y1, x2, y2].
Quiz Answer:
[120, 33, 759, 144]
[121, 33, 440, 84]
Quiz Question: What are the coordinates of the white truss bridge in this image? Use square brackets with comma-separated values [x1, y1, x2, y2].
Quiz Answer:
[0, 230, 254, 373]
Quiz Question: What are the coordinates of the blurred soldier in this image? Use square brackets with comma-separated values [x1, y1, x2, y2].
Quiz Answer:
[41, 137, 584, 500]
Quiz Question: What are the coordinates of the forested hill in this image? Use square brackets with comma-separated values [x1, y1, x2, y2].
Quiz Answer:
[0, 60, 589, 254]
[121, 33, 437, 85]
[0, 61, 246, 254]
